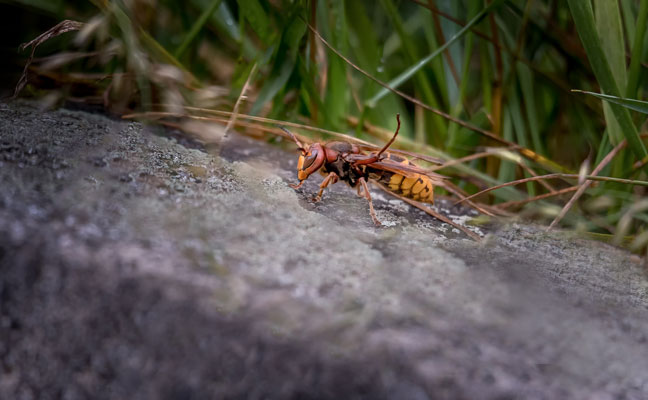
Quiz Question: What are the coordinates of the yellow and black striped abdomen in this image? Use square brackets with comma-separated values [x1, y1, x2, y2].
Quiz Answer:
[384, 172, 434, 203]
[370, 155, 435, 203]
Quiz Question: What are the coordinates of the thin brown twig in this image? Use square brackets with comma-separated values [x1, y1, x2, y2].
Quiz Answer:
[488, 9, 504, 139]
[127, 109, 440, 165]
[346, 67, 363, 111]
[427, 2, 475, 118]
[518, 160, 557, 193]
[225, 63, 257, 135]
[375, 183, 482, 241]
[347, 116, 445, 164]
[455, 174, 568, 205]
[124, 111, 310, 142]
[455, 172, 648, 206]
[496, 186, 578, 209]
[134, 108, 449, 166]
[13, 20, 85, 98]
[103, 79, 114, 108]
[410, 0, 490, 40]
[428, 147, 557, 193]
[546, 139, 627, 231]
[439, 180, 498, 217]
[25, 67, 116, 83]
[162, 116, 297, 143]
[128, 109, 365, 141]
[633, 155, 648, 171]
[428, 151, 497, 171]
[428, 0, 461, 87]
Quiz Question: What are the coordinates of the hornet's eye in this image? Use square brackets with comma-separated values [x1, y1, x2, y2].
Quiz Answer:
[297, 144, 324, 181]
[301, 148, 319, 170]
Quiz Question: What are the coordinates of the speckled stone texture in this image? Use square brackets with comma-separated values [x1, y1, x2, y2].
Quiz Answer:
[1, 101, 647, 400]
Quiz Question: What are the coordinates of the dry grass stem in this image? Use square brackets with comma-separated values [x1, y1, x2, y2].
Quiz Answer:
[547, 139, 627, 231]
[13, 20, 85, 98]
[225, 63, 257, 136]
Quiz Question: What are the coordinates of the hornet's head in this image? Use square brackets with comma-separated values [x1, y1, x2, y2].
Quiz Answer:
[280, 127, 326, 182]
[296, 143, 325, 181]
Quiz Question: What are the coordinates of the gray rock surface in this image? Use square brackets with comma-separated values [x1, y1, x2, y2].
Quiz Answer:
[1, 100, 647, 399]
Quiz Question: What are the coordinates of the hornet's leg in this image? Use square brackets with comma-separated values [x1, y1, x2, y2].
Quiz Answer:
[314, 172, 339, 202]
[290, 180, 304, 189]
[359, 177, 381, 226]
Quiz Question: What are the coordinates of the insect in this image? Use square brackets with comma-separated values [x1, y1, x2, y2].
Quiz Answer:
[281, 114, 446, 226]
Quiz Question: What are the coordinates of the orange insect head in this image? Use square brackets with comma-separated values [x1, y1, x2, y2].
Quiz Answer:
[297, 143, 325, 180]
[280, 126, 328, 182]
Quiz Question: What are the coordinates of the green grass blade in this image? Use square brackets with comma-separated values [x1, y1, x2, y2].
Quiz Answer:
[509, 87, 535, 196]
[186, 0, 257, 59]
[626, 0, 648, 98]
[581, 175, 648, 187]
[595, 1, 627, 89]
[572, 90, 648, 114]
[322, 0, 348, 130]
[174, 0, 223, 59]
[567, 0, 648, 161]
[595, 0, 627, 145]
[420, 13, 449, 107]
[378, 0, 447, 141]
[139, 28, 195, 80]
[620, 0, 637, 49]
[249, 14, 306, 115]
[209, 0, 240, 41]
[479, 41, 492, 113]
[296, 55, 325, 119]
[366, 0, 505, 107]
[497, 108, 515, 186]
[445, 0, 478, 154]
[516, 64, 542, 154]
[237, 0, 272, 43]
[344, 1, 402, 128]
[249, 57, 291, 115]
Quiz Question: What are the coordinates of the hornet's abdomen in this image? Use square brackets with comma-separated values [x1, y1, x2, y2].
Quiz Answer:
[369, 154, 434, 203]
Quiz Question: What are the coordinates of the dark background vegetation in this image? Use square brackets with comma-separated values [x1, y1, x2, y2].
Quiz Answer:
[4, 0, 648, 255]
